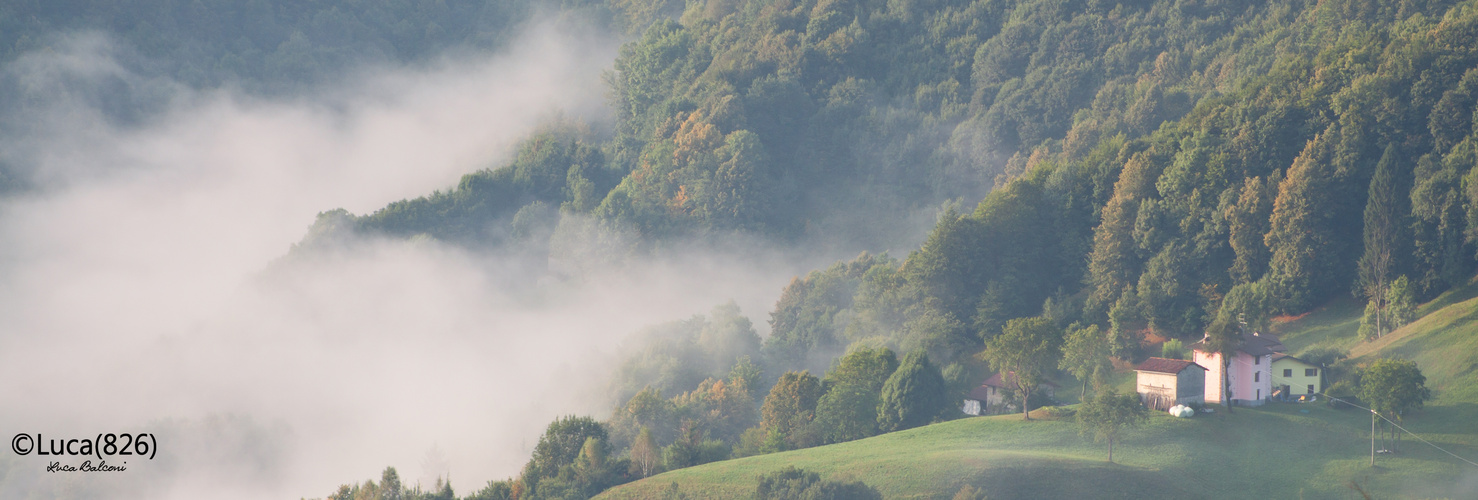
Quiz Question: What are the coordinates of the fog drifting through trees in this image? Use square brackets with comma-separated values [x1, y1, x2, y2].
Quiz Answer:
[0, 20, 832, 499]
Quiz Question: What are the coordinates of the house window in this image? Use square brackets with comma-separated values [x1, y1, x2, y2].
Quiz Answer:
[1257, 389, 1261, 400]
[1306, 368, 1318, 376]
[1254, 372, 1259, 382]
[1255, 356, 1261, 365]
[1284, 369, 1293, 377]
[1308, 384, 1315, 394]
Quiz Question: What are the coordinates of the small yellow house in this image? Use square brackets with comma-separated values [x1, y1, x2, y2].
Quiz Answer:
[1271, 353, 1322, 399]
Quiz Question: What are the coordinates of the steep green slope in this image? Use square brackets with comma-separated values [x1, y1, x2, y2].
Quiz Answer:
[1275, 277, 1478, 404]
[1350, 279, 1478, 405]
[1278, 280, 1478, 470]
[597, 404, 1478, 500]
[1271, 297, 1365, 355]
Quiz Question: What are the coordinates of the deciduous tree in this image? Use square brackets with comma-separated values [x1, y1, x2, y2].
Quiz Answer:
[631, 427, 660, 477]
[815, 347, 899, 443]
[1076, 389, 1149, 463]
[1225, 176, 1273, 284]
[1266, 132, 1340, 312]
[1360, 359, 1431, 455]
[531, 416, 608, 479]
[981, 317, 1061, 420]
[1059, 323, 1112, 401]
[760, 371, 823, 449]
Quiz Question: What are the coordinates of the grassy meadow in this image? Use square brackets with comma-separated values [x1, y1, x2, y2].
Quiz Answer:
[599, 284, 1478, 500]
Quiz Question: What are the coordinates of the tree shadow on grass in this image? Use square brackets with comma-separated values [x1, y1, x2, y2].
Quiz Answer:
[960, 461, 1201, 500]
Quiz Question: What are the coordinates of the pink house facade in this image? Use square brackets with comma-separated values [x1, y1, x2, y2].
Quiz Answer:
[1190, 332, 1285, 407]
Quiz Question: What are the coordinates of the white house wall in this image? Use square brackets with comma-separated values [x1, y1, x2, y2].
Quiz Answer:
[1195, 350, 1271, 406]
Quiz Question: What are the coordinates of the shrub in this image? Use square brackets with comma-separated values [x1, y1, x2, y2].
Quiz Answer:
[1160, 339, 1185, 359]
[753, 466, 882, 500]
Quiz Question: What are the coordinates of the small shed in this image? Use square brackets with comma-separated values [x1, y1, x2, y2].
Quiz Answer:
[1135, 357, 1208, 411]
[962, 372, 1059, 415]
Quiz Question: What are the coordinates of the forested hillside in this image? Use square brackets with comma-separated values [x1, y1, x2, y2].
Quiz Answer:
[345, 0, 1304, 249]
[341, 0, 1478, 347]
[355, 0, 1478, 373]
[0, 0, 544, 90]
[246, 0, 1478, 497]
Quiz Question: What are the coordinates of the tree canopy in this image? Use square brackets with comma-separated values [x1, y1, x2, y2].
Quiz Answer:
[814, 346, 899, 443]
[1360, 359, 1432, 420]
[981, 317, 1061, 420]
[876, 349, 948, 433]
[1077, 389, 1150, 463]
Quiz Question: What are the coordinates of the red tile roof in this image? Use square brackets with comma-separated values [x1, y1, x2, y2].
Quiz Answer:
[1135, 357, 1207, 374]
[1189, 331, 1287, 356]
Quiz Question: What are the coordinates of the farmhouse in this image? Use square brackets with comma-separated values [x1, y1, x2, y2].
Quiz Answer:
[1134, 357, 1208, 410]
[1190, 331, 1286, 407]
[1271, 353, 1322, 399]
[962, 372, 1059, 415]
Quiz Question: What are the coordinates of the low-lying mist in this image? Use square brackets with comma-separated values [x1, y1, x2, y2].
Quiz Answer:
[0, 19, 830, 499]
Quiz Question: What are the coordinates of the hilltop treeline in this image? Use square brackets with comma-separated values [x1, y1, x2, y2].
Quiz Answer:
[0, 0, 547, 90]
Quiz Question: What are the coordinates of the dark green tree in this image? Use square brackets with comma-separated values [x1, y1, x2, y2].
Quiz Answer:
[1225, 176, 1273, 284]
[1411, 149, 1470, 294]
[424, 479, 455, 500]
[753, 466, 881, 500]
[1357, 145, 1405, 339]
[661, 421, 729, 469]
[1087, 152, 1162, 314]
[814, 347, 899, 443]
[706, 131, 774, 230]
[1360, 359, 1431, 457]
[729, 355, 764, 401]
[1106, 287, 1143, 360]
[876, 350, 948, 432]
[530, 416, 608, 481]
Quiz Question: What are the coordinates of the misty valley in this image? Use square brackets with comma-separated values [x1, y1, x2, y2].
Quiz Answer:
[3, 0, 1478, 499]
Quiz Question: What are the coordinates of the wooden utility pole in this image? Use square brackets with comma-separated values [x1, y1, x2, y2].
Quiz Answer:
[1370, 410, 1377, 467]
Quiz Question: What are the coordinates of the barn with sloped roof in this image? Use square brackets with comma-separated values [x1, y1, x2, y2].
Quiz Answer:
[1135, 357, 1207, 410]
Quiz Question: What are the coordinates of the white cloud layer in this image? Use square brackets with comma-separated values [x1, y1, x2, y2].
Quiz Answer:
[0, 21, 814, 499]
